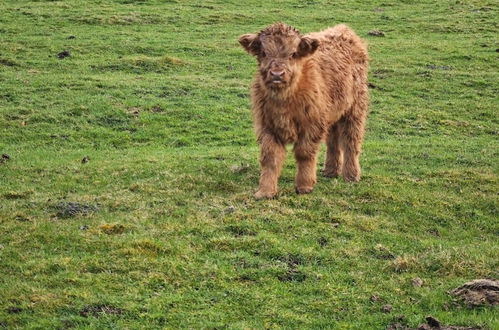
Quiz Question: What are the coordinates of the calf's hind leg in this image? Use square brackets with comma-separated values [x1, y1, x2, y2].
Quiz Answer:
[323, 120, 343, 178]
[341, 112, 366, 182]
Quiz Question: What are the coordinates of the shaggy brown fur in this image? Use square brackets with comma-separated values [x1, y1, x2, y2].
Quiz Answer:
[239, 22, 369, 199]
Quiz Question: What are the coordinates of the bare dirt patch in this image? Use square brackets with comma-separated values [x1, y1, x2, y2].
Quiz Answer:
[54, 202, 99, 219]
[79, 304, 125, 318]
[0, 58, 18, 66]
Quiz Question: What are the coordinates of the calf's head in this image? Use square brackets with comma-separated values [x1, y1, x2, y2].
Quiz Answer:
[239, 22, 319, 90]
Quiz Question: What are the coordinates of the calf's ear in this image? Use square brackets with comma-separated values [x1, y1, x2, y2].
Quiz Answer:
[238, 34, 261, 56]
[297, 37, 320, 57]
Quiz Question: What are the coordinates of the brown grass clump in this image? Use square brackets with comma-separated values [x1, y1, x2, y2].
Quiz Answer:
[99, 223, 126, 235]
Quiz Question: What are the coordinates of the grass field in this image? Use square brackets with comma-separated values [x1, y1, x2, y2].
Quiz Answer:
[1, 0, 498, 328]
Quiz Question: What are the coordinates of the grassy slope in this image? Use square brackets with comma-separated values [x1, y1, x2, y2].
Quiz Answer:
[0, 0, 498, 328]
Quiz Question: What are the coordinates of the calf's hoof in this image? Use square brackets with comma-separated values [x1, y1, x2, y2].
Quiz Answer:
[343, 174, 360, 182]
[254, 190, 276, 200]
[295, 186, 314, 194]
[322, 169, 340, 178]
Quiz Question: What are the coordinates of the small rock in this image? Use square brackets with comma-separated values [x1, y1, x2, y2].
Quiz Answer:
[412, 277, 424, 287]
[224, 205, 236, 214]
[79, 225, 89, 231]
[331, 222, 340, 228]
[370, 295, 380, 302]
[368, 30, 385, 37]
[81, 156, 89, 164]
[382, 304, 392, 313]
[57, 50, 71, 59]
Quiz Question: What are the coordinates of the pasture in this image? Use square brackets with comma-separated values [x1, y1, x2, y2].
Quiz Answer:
[0, 0, 498, 328]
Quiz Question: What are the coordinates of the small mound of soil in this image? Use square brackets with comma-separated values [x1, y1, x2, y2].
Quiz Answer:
[57, 50, 71, 59]
[0, 154, 10, 164]
[54, 202, 98, 218]
[388, 316, 482, 330]
[368, 30, 385, 37]
[450, 279, 499, 307]
[6, 306, 23, 314]
[417, 316, 482, 330]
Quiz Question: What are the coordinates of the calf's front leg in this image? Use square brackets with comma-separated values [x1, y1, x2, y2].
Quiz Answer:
[294, 140, 320, 194]
[255, 133, 286, 199]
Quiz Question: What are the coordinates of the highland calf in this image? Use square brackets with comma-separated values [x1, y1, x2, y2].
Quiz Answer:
[239, 23, 369, 199]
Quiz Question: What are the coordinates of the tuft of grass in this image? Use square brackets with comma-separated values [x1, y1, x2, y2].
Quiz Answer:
[99, 223, 126, 235]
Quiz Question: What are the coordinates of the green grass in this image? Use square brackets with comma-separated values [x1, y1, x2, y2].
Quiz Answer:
[1, 0, 498, 328]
